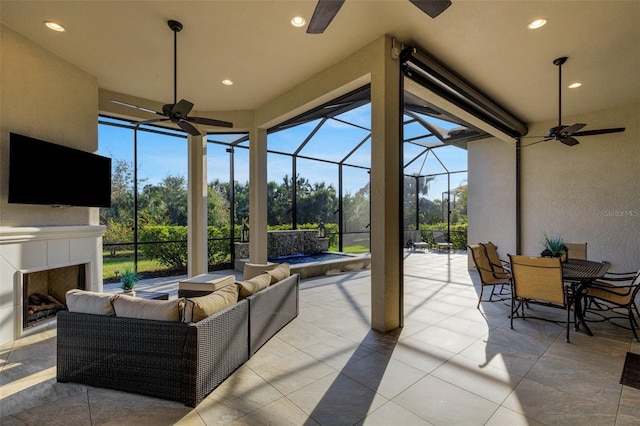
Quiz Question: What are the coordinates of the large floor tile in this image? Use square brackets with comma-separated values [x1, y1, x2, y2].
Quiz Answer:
[249, 349, 335, 395]
[287, 371, 387, 426]
[393, 375, 499, 425]
[502, 378, 618, 425]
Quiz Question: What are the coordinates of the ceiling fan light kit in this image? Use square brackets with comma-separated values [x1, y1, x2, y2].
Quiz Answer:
[111, 20, 233, 135]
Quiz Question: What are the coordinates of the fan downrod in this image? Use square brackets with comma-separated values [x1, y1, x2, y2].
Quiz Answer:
[553, 56, 567, 67]
[168, 20, 183, 32]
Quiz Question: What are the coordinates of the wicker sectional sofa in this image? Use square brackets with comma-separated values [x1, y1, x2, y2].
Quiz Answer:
[56, 273, 299, 407]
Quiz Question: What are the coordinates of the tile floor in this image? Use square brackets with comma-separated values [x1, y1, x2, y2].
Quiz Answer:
[1, 251, 639, 425]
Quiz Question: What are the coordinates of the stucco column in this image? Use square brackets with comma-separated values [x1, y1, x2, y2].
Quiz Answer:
[249, 127, 269, 263]
[187, 133, 208, 276]
[370, 36, 403, 332]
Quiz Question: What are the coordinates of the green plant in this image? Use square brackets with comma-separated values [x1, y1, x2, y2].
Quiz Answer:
[542, 232, 567, 257]
[119, 265, 138, 291]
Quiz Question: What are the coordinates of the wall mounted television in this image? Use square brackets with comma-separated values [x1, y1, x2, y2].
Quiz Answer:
[8, 132, 112, 208]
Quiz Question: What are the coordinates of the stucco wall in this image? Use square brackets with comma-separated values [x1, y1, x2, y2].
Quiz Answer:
[467, 136, 517, 265]
[469, 103, 639, 273]
[521, 103, 639, 272]
[0, 25, 99, 227]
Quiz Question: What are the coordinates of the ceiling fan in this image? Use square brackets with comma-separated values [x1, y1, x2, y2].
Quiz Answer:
[111, 20, 232, 136]
[307, 0, 452, 34]
[522, 56, 625, 148]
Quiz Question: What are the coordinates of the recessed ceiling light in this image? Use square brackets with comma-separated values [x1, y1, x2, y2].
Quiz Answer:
[222, 79, 233, 86]
[568, 82, 582, 89]
[44, 21, 65, 32]
[528, 18, 547, 29]
[291, 16, 306, 27]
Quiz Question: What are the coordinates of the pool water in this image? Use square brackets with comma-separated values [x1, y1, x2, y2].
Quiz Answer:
[268, 253, 352, 265]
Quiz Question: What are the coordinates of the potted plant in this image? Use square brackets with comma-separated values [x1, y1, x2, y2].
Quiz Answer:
[541, 232, 568, 262]
[119, 265, 138, 296]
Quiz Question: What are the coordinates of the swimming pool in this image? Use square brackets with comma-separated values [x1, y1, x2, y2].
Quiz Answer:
[262, 252, 371, 279]
[268, 252, 353, 265]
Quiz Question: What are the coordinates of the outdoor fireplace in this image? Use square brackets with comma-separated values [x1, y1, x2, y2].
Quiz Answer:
[22, 264, 86, 328]
[0, 225, 105, 345]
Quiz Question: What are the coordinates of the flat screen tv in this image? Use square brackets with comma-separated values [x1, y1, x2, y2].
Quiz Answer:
[8, 132, 112, 208]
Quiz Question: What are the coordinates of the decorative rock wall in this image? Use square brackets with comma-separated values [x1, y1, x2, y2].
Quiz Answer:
[234, 230, 329, 265]
[268, 230, 328, 258]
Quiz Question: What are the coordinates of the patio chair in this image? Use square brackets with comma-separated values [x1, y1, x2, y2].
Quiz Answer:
[432, 230, 453, 251]
[584, 269, 640, 341]
[481, 241, 511, 294]
[481, 242, 511, 274]
[565, 242, 587, 260]
[468, 244, 511, 308]
[508, 255, 574, 342]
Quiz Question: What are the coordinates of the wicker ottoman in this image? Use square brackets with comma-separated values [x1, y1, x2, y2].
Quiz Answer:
[178, 274, 236, 298]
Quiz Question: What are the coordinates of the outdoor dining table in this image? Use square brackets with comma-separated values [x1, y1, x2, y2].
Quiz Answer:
[562, 258, 610, 336]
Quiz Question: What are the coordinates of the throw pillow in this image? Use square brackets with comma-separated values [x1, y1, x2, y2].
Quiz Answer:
[243, 262, 278, 280]
[182, 284, 239, 323]
[113, 296, 183, 322]
[237, 273, 272, 298]
[66, 289, 116, 315]
[266, 262, 291, 285]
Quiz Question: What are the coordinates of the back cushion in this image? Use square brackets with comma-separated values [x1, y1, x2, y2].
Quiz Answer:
[113, 296, 183, 322]
[66, 289, 115, 315]
[237, 273, 272, 298]
[182, 284, 239, 323]
[243, 262, 278, 280]
[266, 263, 291, 285]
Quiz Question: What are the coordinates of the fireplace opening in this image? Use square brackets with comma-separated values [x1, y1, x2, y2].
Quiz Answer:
[23, 264, 87, 328]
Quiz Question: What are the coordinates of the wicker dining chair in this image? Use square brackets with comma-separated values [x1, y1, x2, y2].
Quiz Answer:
[508, 255, 574, 342]
[584, 269, 640, 341]
[468, 244, 511, 308]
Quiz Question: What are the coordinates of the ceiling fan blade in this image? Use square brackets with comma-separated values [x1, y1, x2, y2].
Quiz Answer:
[561, 123, 586, 135]
[519, 137, 553, 148]
[137, 118, 169, 126]
[408, 0, 452, 18]
[560, 137, 580, 147]
[177, 120, 201, 136]
[307, 0, 345, 34]
[187, 116, 234, 128]
[111, 99, 163, 116]
[172, 99, 194, 118]
[572, 127, 625, 137]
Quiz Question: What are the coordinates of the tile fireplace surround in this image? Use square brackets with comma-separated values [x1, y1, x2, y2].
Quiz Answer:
[0, 225, 104, 345]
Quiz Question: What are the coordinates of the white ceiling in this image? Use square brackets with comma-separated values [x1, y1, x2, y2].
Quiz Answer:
[1, 0, 639, 126]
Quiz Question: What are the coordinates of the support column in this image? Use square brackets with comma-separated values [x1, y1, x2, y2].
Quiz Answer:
[370, 35, 402, 332]
[249, 127, 269, 264]
[187, 133, 208, 276]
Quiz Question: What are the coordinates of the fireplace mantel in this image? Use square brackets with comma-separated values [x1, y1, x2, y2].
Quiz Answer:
[0, 225, 105, 243]
[0, 225, 105, 344]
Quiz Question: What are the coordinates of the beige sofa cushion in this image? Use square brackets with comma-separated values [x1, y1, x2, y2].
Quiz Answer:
[243, 262, 278, 280]
[113, 296, 183, 322]
[266, 263, 291, 285]
[66, 289, 115, 315]
[183, 284, 239, 323]
[237, 273, 272, 298]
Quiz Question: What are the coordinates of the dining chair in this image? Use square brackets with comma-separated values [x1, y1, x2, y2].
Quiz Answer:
[468, 244, 511, 308]
[481, 242, 511, 273]
[508, 254, 574, 342]
[584, 269, 640, 341]
[564, 242, 587, 260]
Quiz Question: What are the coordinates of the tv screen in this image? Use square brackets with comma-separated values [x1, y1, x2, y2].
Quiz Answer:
[8, 132, 112, 208]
